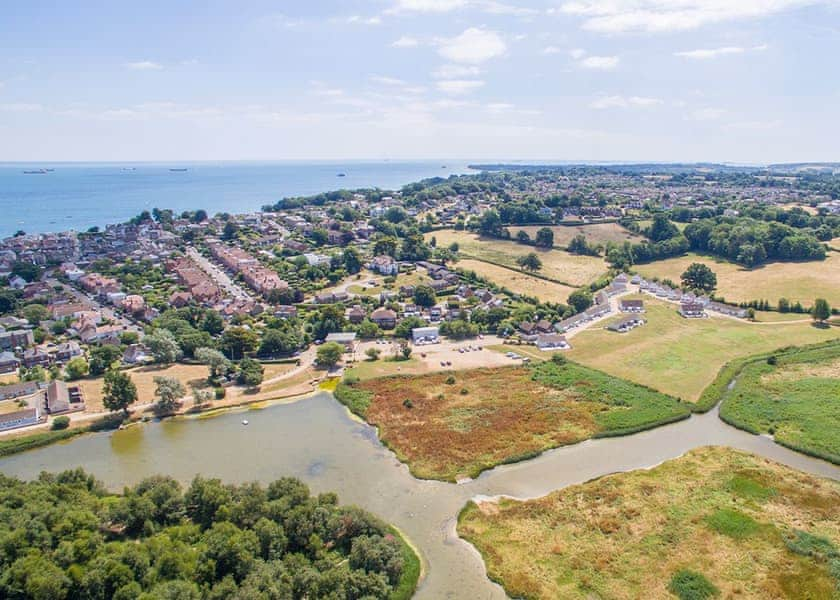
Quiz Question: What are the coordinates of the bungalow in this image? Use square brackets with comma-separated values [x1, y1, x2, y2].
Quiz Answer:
[370, 307, 397, 329]
[679, 301, 707, 319]
[412, 326, 440, 345]
[347, 306, 367, 325]
[619, 299, 645, 313]
[0, 407, 42, 432]
[707, 302, 749, 319]
[169, 291, 192, 308]
[536, 334, 571, 350]
[535, 319, 554, 334]
[123, 344, 151, 365]
[324, 332, 357, 352]
[518, 322, 538, 341]
[304, 253, 332, 267]
[0, 380, 42, 401]
[274, 305, 297, 319]
[429, 306, 443, 322]
[607, 316, 646, 333]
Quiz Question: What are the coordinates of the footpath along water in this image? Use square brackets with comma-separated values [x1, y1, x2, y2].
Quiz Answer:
[1, 392, 838, 599]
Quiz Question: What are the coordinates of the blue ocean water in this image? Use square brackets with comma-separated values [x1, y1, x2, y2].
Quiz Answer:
[0, 161, 474, 238]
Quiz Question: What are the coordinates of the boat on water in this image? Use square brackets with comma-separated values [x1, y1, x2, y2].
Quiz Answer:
[23, 169, 48, 174]
[242, 419, 249, 426]
[169, 168, 188, 172]
[337, 173, 346, 177]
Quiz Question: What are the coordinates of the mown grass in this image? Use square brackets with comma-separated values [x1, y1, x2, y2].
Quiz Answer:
[567, 298, 839, 403]
[458, 447, 840, 600]
[719, 340, 840, 464]
[334, 362, 687, 482]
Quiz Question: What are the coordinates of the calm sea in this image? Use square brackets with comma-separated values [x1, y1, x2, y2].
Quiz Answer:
[0, 161, 474, 238]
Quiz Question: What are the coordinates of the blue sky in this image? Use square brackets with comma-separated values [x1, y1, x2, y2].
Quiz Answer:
[1, 0, 839, 162]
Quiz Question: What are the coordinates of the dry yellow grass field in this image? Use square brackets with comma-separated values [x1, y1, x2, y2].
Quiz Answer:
[566, 296, 840, 402]
[459, 447, 840, 600]
[511, 222, 644, 247]
[78, 361, 296, 412]
[428, 230, 608, 286]
[456, 259, 576, 302]
[634, 252, 840, 306]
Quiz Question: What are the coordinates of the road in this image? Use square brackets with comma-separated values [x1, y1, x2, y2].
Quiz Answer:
[186, 247, 253, 302]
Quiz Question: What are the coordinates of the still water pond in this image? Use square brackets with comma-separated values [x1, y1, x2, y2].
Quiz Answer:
[1, 393, 838, 598]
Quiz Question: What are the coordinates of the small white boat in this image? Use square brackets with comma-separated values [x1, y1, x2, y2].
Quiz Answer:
[242, 419, 249, 426]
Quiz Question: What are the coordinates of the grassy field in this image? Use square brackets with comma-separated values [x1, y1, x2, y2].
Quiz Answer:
[458, 447, 840, 600]
[456, 259, 577, 302]
[428, 230, 608, 286]
[566, 296, 840, 403]
[634, 252, 840, 306]
[335, 362, 688, 481]
[79, 361, 296, 411]
[720, 342, 840, 463]
[510, 223, 644, 248]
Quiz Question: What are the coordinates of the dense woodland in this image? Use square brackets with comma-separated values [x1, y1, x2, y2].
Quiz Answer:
[0, 470, 416, 600]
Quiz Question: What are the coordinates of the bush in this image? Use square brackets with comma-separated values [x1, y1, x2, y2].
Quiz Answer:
[766, 355, 777, 365]
[214, 387, 226, 400]
[402, 399, 414, 409]
[51, 416, 70, 430]
[445, 375, 456, 385]
[460, 388, 469, 395]
[668, 570, 719, 600]
[551, 354, 567, 365]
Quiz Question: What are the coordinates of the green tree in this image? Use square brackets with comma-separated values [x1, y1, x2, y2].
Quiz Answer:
[195, 347, 233, 380]
[11, 261, 42, 282]
[413, 285, 437, 308]
[517, 252, 542, 272]
[535, 227, 554, 248]
[258, 328, 301, 357]
[103, 369, 137, 415]
[200, 310, 225, 336]
[219, 327, 259, 360]
[343, 247, 363, 274]
[65, 357, 89, 381]
[154, 376, 186, 412]
[567, 289, 593, 313]
[236, 358, 264, 388]
[146, 329, 183, 364]
[372, 236, 398, 257]
[22, 303, 50, 325]
[365, 347, 381, 361]
[316, 342, 344, 367]
[89, 345, 123, 376]
[680, 263, 717, 293]
[811, 298, 831, 323]
[647, 214, 680, 242]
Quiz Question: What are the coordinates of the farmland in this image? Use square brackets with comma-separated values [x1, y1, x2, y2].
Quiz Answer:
[566, 297, 840, 403]
[510, 222, 644, 248]
[459, 447, 840, 600]
[720, 342, 840, 463]
[427, 229, 608, 286]
[456, 259, 576, 302]
[335, 362, 688, 481]
[634, 252, 840, 307]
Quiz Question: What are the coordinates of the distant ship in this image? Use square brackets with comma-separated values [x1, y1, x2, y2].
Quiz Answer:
[169, 168, 188, 172]
[337, 173, 346, 177]
[23, 169, 48, 174]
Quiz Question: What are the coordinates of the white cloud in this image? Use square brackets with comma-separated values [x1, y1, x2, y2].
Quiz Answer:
[557, 0, 825, 34]
[392, 36, 420, 48]
[0, 103, 43, 112]
[346, 15, 382, 25]
[436, 79, 486, 95]
[590, 95, 663, 109]
[675, 44, 768, 59]
[370, 75, 407, 86]
[437, 28, 507, 64]
[392, 0, 468, 12]
[579, 55, 620, 70]
[690, 107, 725, 120]
[432, 64, 481, 79]
[125, 60, 163, 71]
[543, 46, 562, 54]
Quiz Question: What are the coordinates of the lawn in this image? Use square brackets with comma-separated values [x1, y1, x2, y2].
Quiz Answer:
[459, 447, 840, 600]
[456, 259, 577, 303]
[634, 252, 840, 307]
[510, 222, 645, 248]
[335, 362, 688, 481]
[427, 230, 608, 286]
[566, 296, 840, 403]
[719, 342, 840, 463]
